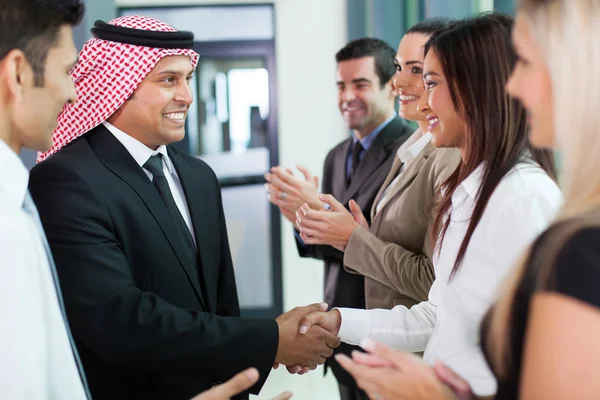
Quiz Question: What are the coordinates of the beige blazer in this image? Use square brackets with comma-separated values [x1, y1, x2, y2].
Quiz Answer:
[344, 130, 460, 309]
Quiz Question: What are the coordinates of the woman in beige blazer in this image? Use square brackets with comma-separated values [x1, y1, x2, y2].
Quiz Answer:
[295, 19, 460, 310]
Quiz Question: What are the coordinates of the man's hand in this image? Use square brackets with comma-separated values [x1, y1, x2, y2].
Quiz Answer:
[335, 340, 459, 400]
[265, 166, 323, 224]
[298, 309, 342, 336]
[275, 303, 341, 367]
[191, 368, 292, 400]
[295, 194, 359, 247]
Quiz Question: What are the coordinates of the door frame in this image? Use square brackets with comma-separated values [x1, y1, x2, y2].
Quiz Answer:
[193, 39, 282, 318]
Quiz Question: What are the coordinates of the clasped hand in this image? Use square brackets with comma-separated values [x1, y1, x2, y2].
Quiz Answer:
[274, 303, 341, 374]
[275, 307, 343, 375]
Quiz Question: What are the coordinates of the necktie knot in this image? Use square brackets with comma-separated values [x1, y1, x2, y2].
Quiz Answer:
[144, 154, 165, 179]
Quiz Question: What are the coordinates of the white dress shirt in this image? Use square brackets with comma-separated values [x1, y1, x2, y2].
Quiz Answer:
[103, 121, 196, 247]
[338, 161, 562, 395]
[375, 130, 431, 214]
[0, 139, 87, 399]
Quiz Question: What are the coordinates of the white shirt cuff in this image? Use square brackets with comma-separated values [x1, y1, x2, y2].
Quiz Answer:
[335, 307, 372, 346]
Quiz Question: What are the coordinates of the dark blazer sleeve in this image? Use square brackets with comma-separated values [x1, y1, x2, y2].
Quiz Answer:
[29, 158, 278, 394]
[294, 150, 345, 263]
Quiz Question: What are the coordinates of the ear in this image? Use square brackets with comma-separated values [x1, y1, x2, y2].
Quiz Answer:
[385, 78, 396, 100]
[1, 49, 30, 103]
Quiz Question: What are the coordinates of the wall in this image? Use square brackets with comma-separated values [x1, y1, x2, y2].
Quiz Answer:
[116, 0, 348, 398]
[117, 0, 348, 312]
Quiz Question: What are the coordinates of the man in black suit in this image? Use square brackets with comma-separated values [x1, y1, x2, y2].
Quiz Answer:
[29, 16, 339, 400]
[265, 38, 413, 400]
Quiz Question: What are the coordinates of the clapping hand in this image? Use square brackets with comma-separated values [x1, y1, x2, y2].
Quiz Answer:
[265, 166, 323, 225]
[191, 368, 292, 400]
[296, 195, 367, 248]
[335, 340, 460, 400]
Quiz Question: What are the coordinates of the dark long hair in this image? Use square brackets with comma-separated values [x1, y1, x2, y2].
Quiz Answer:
[406, 17, 455, 36]
[427, 12, 557, 279]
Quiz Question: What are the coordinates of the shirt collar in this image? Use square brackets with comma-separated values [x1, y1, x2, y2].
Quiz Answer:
[452, 163, 484, 206]
[102, 121, 173, 174]
[352, 115, 395, 151]
[0, 139, 29, 209]
[397, 129, 432, 163]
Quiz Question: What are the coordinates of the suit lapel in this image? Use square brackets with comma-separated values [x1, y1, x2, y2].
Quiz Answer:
[168, 148, 216, 313]
[87, 125, 206, 308]
[372, 141, 435, 224]
[371, 156, 404, 221]
[341, 118, 411, 205]
[333, 139, 352, 199]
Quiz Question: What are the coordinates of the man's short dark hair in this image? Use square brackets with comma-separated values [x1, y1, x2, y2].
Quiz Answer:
[335, 38, 396, 88]
[0, 0, 84, 86]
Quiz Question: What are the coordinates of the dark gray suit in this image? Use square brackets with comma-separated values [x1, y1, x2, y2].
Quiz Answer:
[295, 116, 413, 397]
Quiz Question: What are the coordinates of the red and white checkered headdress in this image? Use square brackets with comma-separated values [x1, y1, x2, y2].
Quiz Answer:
[37, 15, 199, 162]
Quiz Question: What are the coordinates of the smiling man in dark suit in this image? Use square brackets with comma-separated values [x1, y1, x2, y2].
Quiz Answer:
[29, 16, 339, 400]
[265, 38, 412, 400]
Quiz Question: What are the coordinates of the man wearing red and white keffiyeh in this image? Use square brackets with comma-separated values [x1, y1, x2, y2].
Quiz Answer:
[29, 15, 339, 400]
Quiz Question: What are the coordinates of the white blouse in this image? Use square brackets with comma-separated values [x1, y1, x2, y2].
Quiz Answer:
[338, 162, 562, 395]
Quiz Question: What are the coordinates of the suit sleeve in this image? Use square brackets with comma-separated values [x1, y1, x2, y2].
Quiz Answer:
[29, 159, 278, 394]
[342, 149, 458, 301]
[343, 225, 434, 301]
[295, 231, 345, 262]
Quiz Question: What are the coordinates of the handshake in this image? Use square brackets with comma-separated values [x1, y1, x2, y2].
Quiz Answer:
[194, 303, 344, 399]
[273, 302, 343, 373]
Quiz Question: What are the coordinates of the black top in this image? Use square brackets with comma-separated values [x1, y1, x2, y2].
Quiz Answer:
[481, 224, 600, 399]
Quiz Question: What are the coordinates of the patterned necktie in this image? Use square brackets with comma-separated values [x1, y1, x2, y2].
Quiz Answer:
[22, 191, 91, 399]
[143, 154, 195, 249]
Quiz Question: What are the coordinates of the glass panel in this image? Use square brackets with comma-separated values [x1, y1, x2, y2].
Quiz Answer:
[425, 0, 474, 18]
[195, 57, 270, 174]
[221, 184, 273, 309]
[495, 0, 516, 15]
[120, 5, 274, 41]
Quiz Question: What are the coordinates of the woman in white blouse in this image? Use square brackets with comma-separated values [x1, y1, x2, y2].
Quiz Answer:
[297, 13, 562, 397]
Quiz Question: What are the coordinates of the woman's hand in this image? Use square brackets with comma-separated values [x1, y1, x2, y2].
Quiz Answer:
[296, 195, 361, 247]
[336, 339, 460, 400]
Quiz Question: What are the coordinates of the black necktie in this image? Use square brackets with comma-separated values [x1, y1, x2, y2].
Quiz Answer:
[143, 154, 195, 249]
[22, 192, 91, 399]
[348, 141, 364, 183]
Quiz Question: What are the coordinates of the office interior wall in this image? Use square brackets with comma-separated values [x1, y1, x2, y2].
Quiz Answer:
[116, 0, 349, 318]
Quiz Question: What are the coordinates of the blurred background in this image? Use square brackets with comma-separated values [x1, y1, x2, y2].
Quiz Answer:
[20, 0, 517, 397]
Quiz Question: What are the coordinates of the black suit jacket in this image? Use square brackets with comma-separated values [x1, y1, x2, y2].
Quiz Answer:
[295, 117, 413, 386]
[29, 125, 279, 400]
